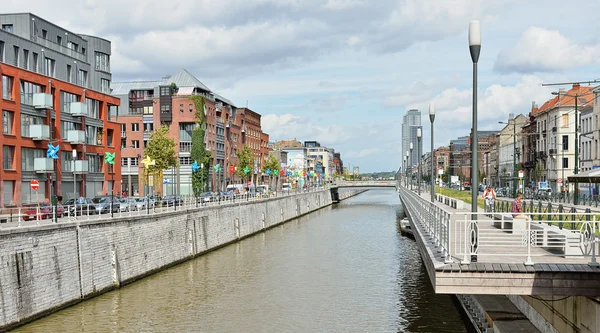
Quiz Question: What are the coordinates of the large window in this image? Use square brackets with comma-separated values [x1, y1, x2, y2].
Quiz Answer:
[0, 41, 4, 62]
[160, 87, 170, 96]
[562, 135, 569, 151]
[179, 123, 195, 141]
[131, 123, 139, 132]
[78, 69, 87, 87]
[61, 91, 79, 114]
[21, 114, 44, 137]
[61, 121, 77, 140]
[160, 105, 170, 113]
[67, 65, 72, 83]
[86, 98, 99, 119]
[3, 146, 14, 170]
[45, 57, 55, 77]
[20, 81, 44, 105]
[2, 75, 13, 100]
[32, 52, 38, 72]
[562, 157, 569, 169]
[101, 79, 110, 94]
[2, 110, 13, 135]
[95, 52, 110, 72]
[1, 24, 13, 33]
[87, 154, 102, 173]
[143, 122, 153, 132]
[61, 151, 73, 172]
[144, 106, 153, 114]
[86, 125, 100, 145]
[561, 114, 568, 128]
[21, 147, 45, 171]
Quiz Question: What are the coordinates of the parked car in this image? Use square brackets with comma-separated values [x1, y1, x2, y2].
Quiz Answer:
[534, 188, 552, 200]
[282, 183, 292, 193]
[22, 203, 65, 221]
[118, 198, 136, 212]
[133, 197, 148, 210]
[64, 198, 97, 216]
[162, 195, 183, 207]
[199, 192, 214, 203]
[92, 196, 121, 214]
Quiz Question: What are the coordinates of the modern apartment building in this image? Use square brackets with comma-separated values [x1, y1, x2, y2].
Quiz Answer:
[0, 14, 120, 207]
[111, 69, 269, 195]
[401, 109, 422, 170]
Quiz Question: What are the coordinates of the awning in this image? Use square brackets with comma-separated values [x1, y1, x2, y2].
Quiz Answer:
[567, 168, 600, 183]
[176, 87, 194, 96]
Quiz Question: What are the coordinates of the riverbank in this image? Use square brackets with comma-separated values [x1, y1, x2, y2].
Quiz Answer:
[0, 188, 366, 332]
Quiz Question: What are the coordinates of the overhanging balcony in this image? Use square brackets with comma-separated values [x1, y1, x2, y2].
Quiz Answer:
[34, 158, 54, 173]
[72, 160, 89, 174]
[67, 130, 86, 144]
[30, 124, 50, 141]
[33, 93, 53, 109]
[68, 102, 88, 116]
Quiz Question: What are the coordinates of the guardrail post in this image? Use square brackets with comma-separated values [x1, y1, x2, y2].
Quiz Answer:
[462, 214, 470, 264]
[558, 204, 563, 229]
[571, 207, 577, 230]
[525, 214, 533, 266]
[547, 202, 552, 226]
[538, 201, 542, 221]
[590, 215, 598, 266]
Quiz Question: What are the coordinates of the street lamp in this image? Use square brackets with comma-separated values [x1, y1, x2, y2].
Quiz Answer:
[499, 120, 517, 198]
[410, 142, 414, 191]
[552, 90, 581, 205]
[405, 153, 409, 187]
[429, 103, 436, 202]
[72, 149, 77, 202]
[417, 127, 422, 195]
[468, 20, 481, 263]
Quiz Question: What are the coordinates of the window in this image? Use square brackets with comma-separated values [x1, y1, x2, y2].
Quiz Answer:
[561, 114, 568, 128]
[121, 157, 128, 166]
[562, 135, 569, 151]
[132, 140, 140, 149]
[13, 46, 19, 67]
[61, 151, 73, 172]
[1, 24, 13, 33]
[160, 87, 170, 96]
[20, 81, 43, 105]
[121, 139, 126, 149]
[67, 41, 79, 52]
[57, 36, 62, 45]
[4, 180, 14, 206]
[42, 29, 47, 39]
[21, 148, 44, 171]
[85, 125, 100, 145]
[180, 103, 184, 112]
[23, 49, 29, 69]
[78, 69, 87, 87]
[87, 154, 102, 173]
[32, 52, 38, 72]
[45, 57, 56, 77]
[179, 123, 195, 141]
[2, 110, 13, 134]
[179, 157, 192, 165]
[143, 106, 153, 114]
[160, 105, 170, 113]
[94, 52, 110, 72]
[86, 98, 99, 119]
[143, 123, 153, 132]
[131, 157, 138, 166]
[0, 41, 4, 62]
[82, 47, 86, 55]
[67, 65, 72, 83]
[131, 123, 140, 132]
[60, 91, 79, 113]
[101, 79, 110, 94]
[2, 76, 13, 100]
[179, 141, 192, 152]
[60, 121, 77, 140]
[562, 157, 569, 169]
[121, 123, 126, 133]
[21, 114, 43, 137]
[3, 146, 14, 170]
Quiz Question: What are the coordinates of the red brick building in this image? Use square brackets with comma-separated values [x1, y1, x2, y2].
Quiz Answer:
[1, 62, 121, 207]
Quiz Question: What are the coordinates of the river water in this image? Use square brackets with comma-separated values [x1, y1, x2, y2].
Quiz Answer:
[15, 189, 467, 333]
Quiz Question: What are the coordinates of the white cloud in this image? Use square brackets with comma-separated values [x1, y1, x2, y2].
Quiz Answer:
[495, 26, 600, 73]
[345, 148, 384, 158]
[261, 114, 350, 145]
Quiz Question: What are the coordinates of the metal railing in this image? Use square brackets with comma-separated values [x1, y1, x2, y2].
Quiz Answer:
[399, 186, 599, 266]
[0, 186, 331, 228]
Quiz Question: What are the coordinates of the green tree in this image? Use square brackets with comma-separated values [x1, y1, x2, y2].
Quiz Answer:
[262, 153, 280, 188]
[533, 161, 544, 183]
[236, 145, 254, 183]
[442, 166, 450, 183]
[189, 95, 210, 195]
[145, 125, 178, 194]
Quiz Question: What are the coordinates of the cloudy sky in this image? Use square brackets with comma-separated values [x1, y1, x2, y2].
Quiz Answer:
[5, 0, 600, 172]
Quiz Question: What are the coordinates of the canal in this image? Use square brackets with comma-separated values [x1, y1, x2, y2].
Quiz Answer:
[14, 189, 467, 333]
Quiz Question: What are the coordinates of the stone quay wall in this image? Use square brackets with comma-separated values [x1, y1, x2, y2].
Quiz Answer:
[0, 188, 366, 331]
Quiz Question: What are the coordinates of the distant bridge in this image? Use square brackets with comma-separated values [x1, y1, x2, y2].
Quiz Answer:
[333, 181, 397, 188]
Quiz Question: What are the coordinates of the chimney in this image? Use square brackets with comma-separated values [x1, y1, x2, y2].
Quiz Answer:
[558, 88, 566, 96]
[509, 113, 514, 120]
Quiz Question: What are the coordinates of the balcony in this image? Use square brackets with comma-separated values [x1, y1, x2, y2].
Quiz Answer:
[34, 158, 54, 173]
[72, 160, 89, 174]
[33, 93, 53, 109]
[67, 130, 86, 144]
[549, 148, 557, 155]
[30, 124, 50, 141]
[552, 126, 557, 133]
[68, 102, 88, 116]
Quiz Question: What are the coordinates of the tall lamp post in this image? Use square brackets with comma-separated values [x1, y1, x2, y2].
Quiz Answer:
[104, 152, 116, 218]
[404, 154, 408, 187]
[417, 127, 422, 195]
[409, 143, 414, 191]
[72, 149, 77, 201]
[468, 20, 481, 263]
[499, 120, 517, 198]
[552, 90, 581, 205]
[430, 103, 436, 202]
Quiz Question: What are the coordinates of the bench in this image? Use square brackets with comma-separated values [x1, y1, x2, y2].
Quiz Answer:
[491, 214, 582, 256]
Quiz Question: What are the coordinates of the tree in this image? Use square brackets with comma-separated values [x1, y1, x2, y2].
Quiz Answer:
[442, 166, 450, 183]
[262, 153, 280, 188]
[145, 125, 178, 195]
[189, 95, 210, 195]
[236, 145, 254, 184]
[533, 161, 544, 183]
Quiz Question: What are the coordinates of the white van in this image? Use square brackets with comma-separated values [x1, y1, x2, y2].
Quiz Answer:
[226, 184, 244, 194]
[281, 183, 292, 193]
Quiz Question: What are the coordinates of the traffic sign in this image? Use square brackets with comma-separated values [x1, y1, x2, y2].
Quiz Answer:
[30, 180, 39, 191]
[438, 167, 444, 175]
[518, 170, 524, 178]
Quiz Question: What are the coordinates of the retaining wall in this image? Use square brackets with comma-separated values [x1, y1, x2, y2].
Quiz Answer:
[0, 189, 365, 331]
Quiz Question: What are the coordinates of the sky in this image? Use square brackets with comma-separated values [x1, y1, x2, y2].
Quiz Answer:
[5, 0, 600, 172]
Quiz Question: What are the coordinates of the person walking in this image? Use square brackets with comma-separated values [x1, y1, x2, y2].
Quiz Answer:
[512, 191, 526, 218]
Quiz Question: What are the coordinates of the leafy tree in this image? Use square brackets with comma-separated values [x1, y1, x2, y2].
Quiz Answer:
[262, 153, 280, 189]
[236, 145, 254, 184]
[442, 167, 450, 183]
[533, 161, 544, 183]
[145, 125, 178, 194]
[189, 95, 210, 195]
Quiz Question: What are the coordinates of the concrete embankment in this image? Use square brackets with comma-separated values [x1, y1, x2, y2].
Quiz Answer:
[0, 188, 366, 331]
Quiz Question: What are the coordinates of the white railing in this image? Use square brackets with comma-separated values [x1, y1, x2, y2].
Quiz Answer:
[0, 186, 331, 228]
[399, 186, 599, 266]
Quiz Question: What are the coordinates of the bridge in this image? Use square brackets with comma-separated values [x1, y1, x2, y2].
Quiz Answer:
[333, 180, 397, 188]
[398, 185, 600, 296]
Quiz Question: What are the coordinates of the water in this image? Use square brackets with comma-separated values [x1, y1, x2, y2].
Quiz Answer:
[14, 189, 467, 333]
